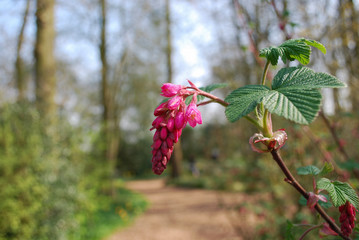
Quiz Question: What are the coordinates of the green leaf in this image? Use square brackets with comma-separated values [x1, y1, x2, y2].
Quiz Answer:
[259, 38, 326, 66]
[316, 178, 359, 208]
[338, 160, 359, 171]
[299, 38, 326, 54]
[224, 66, 345, 125]
[263, 66, 345, 124]
[285, 220, 295, 240]
[200, 83, 228, 93]
[297, 165, 321, 176]
[319, 162, 334, 176]
[186, 83, 228, 104]
[296, 163, 333, 176]
[318, 194, 333, 209]
[225, 85, 269, 122]
[272, 67, 346, 90]
[263, 88, 321, 124]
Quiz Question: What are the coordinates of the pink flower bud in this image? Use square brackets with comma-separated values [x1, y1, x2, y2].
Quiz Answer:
[186, 103, 202, 128]
[168, 95, 183, 110]
[166, 137, 174, 148]
[151, 149, 157, 157]
[161, 141, 168, 155]
[152, 139, 162, 150]
[161, 83, 183, 97]
[153, 150, 162, 162]
[166, 147, 173, 160]
[152, 116, 165, 128]
[154, 102, 168, 116]
[160, 127, 168, 140]
[168, 132, 175, 141]
[175, 111, 186, 129]
[152, 162, 165, 175]
[340, 213, 347, 222]
[162, 156, 168, 166]
[153, 130, 160, 141]
[173, 129, 182, 143]
[167, 117, 175, 132]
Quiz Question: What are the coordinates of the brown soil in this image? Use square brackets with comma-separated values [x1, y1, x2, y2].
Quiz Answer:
[106, 179, 266, 240]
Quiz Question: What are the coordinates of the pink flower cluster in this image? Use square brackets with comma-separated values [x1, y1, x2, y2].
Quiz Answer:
[339, 201, 357, 237]
[151, 82, 202, 175]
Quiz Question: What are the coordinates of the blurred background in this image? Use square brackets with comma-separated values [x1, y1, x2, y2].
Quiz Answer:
[1, 0, 359, 239]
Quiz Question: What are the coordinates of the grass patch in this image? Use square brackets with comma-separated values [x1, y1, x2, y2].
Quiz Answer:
[70, 185, 148, 240]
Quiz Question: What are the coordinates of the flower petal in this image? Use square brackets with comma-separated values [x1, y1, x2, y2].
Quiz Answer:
[161, 83, 183, 97]
[186, 103, 202, 128]
[168, 95, 183, 110]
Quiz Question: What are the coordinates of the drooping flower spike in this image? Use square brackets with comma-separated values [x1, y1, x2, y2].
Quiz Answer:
[339, 201, 357, 237]
[150, 81, 203, 175]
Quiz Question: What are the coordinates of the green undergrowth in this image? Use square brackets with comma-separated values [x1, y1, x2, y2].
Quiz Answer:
[70, 183, 148, 240]
[167, 157, 251, 192]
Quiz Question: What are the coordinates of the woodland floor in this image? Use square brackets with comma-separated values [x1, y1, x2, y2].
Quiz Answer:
[106, 179, 268, 240]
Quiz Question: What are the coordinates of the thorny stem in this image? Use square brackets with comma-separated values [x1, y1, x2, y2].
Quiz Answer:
[270, 150, 351, 240]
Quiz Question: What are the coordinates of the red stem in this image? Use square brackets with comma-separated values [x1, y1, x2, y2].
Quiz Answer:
[298, 225, 321, 240]
[197, 90, 229, 107]
[270, 150, 351, 240]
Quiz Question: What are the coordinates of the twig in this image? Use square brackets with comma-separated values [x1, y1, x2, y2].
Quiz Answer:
[319, 111, 350, 161]
[298, 224, 321, 240]
[197, 90, 229, 107]
[270, 150, 351, 240]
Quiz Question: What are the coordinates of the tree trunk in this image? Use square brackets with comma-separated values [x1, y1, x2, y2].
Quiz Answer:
[100, 0, 109, 127]
[339, 0, 359, 112]
[16, 0, 31, 102]
[165, 0, 182, 178]
[99, 0, 117, 195]
[35, 0, 56, 123]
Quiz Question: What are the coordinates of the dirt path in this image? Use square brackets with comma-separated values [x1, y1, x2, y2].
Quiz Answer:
[106, 179, 263, 240]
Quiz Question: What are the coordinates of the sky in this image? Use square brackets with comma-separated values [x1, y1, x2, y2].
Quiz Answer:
[0, 0, 350, 120]
[0, 0, 231, 126]
[0, 0, 217, 86]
